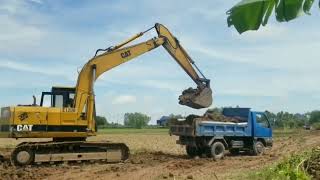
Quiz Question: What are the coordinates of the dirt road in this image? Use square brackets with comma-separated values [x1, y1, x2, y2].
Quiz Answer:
[0, 130, 319, 180]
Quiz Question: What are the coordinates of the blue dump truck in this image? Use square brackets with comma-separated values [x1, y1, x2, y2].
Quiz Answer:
[169, 108, 272, 159]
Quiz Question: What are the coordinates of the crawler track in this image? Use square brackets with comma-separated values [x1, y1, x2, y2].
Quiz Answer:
[11, 141, 129, 166]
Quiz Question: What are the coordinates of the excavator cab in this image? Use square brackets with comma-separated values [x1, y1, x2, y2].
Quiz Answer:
[40, 87, 75, 108]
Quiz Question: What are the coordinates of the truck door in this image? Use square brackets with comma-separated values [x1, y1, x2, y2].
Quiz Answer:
[252, 112, 272, 138]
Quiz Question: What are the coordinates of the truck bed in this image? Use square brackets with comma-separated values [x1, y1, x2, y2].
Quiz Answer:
[170, 120, 250, 137]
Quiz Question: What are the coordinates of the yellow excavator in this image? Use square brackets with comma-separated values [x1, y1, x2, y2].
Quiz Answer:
[0, 23, 212, 165]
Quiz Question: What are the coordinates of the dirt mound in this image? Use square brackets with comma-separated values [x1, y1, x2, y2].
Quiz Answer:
[170, 110, 244, 125]
[166, 159, 206, 170]
[1, 131, 320, 180]
[0, 162, 52, 180]
[203, 111, 246, 123]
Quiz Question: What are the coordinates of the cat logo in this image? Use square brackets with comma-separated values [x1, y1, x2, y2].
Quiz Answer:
[121, 50, 131, 58]
[18, 112, 28, 121]
[17, 125, 33, 132]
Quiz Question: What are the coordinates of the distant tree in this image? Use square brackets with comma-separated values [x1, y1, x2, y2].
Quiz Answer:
[95, 116, 108, 127]
[266, 111, 307, 129]
[265, 111, 276, 126]
[124, 112, 151, 129]
[313, 122, 320, 130]
[293, 113, 308, 127]
[310, 111, 320, 124]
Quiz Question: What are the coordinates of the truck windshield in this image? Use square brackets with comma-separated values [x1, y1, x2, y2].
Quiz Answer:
[256, 113, 270, 128]
[223, 108, 250, 122]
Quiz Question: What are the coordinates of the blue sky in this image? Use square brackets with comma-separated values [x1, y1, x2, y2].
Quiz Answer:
[0, 0, 319, 124]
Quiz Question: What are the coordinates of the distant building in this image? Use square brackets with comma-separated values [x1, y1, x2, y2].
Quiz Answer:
[156, 116, 170, 126]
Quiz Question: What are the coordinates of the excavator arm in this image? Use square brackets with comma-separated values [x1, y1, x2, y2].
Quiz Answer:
[74, 23, 213, 120]
[154, 23, 212, 109]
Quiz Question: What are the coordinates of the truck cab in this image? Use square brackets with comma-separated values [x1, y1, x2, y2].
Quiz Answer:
[170, 108, 272, 159]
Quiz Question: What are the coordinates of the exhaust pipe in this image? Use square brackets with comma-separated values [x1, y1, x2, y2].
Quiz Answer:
[32, 95, 37, 106]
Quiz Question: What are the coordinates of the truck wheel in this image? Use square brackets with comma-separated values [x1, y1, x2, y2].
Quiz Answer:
[186, 145, 198, 157]
[229, 148, 240, 155]
[11, 147, 34, 166]
[252, 141, 265, 156]
[210, 142, 225, 160]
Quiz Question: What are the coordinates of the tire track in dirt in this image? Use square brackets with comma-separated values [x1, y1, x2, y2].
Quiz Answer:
[1, 130, 319, 180]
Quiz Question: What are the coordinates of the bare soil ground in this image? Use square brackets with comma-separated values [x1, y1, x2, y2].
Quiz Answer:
[0, 130, 319, 180]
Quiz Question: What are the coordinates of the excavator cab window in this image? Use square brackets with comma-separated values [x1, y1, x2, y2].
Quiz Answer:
[40, 87, 75, 108]
[41, 92, 52, 107]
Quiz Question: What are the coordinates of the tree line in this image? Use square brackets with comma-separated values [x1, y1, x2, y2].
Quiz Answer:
[95, 109, 320, 129]
[95, 112, 151, 129]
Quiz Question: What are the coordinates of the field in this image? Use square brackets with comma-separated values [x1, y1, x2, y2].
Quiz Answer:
[0, 129, 320, 180]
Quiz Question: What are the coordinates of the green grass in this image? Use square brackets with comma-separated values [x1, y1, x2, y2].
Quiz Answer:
[243, 153, 311, 180]
[312, 122, 320, 130]
[97, 128, 169, 134]
[242, 147, 320, 180]
[273, 129, 305, 137]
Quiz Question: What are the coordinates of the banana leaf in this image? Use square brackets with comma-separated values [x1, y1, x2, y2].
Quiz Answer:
[227, 0, 316, 34]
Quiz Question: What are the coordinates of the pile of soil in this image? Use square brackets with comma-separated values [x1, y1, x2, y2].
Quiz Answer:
[170, 110, 246, 126]
[305, 147, 320, 179]
[203, 111, 245, 123]
[0, 162, 51, 180]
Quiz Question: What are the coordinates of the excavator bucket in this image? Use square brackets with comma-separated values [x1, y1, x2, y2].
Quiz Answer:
[179, 87, 213, 109]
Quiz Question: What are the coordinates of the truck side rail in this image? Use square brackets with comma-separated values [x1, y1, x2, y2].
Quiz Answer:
[169, 124, 195, 136]
[170, 119, 250, 137]
[195, 121, 249, 137]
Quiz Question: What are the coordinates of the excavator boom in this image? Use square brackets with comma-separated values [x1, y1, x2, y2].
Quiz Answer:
[75, 23, 213, 122]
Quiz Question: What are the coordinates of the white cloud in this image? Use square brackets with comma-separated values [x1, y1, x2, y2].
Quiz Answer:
[0, 60, 76, 80]
[231, 24, 287, 40]
[188, 42, 250, 64]
[186, 35, 320, 72]
[139, 80, 185, 92]
[0, 0, 21, 14]
[0, 16, 46, 50]
[28, 0, 42, 4]
[188, 4, 230, 22]
[111, 95, 137, 105]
